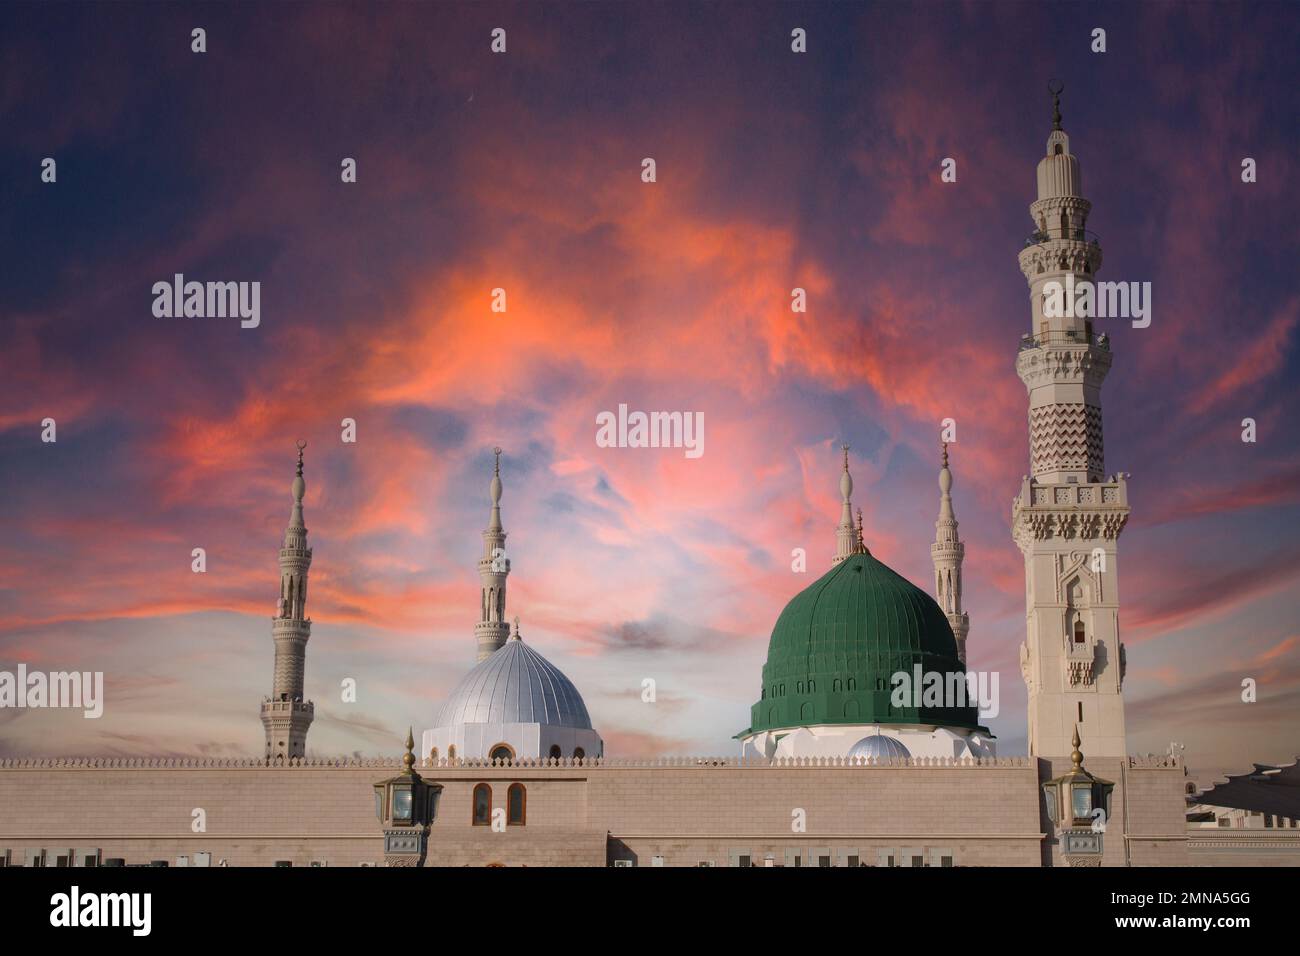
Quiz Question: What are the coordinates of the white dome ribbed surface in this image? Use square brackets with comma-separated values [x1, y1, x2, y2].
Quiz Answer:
[433, 639, 593, 730]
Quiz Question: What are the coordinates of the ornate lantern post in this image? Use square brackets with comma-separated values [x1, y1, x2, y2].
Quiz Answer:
[373, 728, 442, 867]
[1042, 726, 1115, 865]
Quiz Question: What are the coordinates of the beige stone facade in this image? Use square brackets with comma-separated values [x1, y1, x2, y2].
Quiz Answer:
[0, 754, 1198, 867]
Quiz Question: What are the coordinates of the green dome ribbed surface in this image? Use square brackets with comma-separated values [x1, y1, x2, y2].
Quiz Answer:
[746, 552, 982, 734]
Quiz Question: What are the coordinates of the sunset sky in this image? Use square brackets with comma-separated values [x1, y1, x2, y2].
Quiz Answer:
[1, 1, 1297, 784]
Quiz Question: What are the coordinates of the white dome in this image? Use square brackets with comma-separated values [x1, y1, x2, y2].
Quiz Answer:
[432, 637, 593, 731]
[847, 734, 911, 761]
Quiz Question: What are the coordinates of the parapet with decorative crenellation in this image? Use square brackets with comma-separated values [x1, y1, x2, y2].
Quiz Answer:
[0, 753, 1058, 770]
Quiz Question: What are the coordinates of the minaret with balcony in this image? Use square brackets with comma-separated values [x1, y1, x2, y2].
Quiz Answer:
[1013, 84, 1129, 759]
[932, 443, 970, 665]
[260, 441, 315, 763]
[475, 448, 511, 661]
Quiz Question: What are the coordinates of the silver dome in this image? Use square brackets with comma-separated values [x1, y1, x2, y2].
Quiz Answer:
[432, 638, 593, 730]
[847, 734, 912, 760]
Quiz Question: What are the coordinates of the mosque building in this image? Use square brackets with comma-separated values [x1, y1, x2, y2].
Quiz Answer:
[737, 444, 995, 762]
[421, 449, 603, 764]
[2, 87, 1296, 868]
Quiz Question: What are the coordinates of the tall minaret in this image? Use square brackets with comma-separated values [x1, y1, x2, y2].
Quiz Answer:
[1013, 84, 1129, 759]
[260, 440, 315, 762]
[832, 444, 863, 564]
[932, 443, 969, 664]
[474, 447, 511, 661]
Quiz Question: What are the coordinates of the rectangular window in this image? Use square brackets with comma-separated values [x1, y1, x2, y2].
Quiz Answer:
[940, 856, 953, 868]
[887, 855, 895, 867]
[818, 856, 831, 867]
[737, 855, 751, 868]
[847, 855, 859, 867]
[1218, 818, 1230, 828]
[1078, 702, 1083, 722]
[911, 856, 924, 868]
[651, 855, 665, 867]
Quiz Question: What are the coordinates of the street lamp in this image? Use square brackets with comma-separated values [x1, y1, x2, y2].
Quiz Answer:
[373, 728, 442, 867]
[1042, 725, 1114, 865]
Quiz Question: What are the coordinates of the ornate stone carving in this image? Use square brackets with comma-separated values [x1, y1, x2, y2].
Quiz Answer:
[1101, 512, 1128, 539]
[1028, 402, 1104, 478]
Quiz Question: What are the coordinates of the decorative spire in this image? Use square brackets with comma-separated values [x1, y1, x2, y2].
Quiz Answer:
[938, 441, 955, 523]
[1070, 724, 1083, 771]
[488, 446, 504, 532]
[833, 444, 859, 565]
[1049, 79, 1064, 131]
[855, 507, 866, 552]
[511, 616, 521, 641]
[403, 727, 416, 772]
[288, 440, 307, 533]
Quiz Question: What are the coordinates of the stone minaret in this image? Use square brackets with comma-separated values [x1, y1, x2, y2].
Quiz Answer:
[1013, 85, 1129, 759]
[932, 443, 969, 664]
[260, 441, 315, 762]
[474, 447, 511, 661]
[832, 444, 864, 564]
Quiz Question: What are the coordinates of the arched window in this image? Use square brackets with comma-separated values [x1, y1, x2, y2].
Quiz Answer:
[548, 744, 562, 761]
[490, 743, 514, 763]
[808, 680, 815, 692]
[448, 745, 457, 761]
[1054, 143, 1063, 156]
[847, 678, 856, 691]
[472, 783, 492, 826]
[573, 747, 586, 761]
[507, 783, 526, 826]
[833, 679, 842, 693]
[1073, 620, 1086, 644]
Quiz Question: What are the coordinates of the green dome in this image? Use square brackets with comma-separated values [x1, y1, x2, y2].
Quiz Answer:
[745, 551, 983, 735]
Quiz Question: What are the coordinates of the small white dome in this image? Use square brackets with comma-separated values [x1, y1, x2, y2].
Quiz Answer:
[848, 734, 911, 761]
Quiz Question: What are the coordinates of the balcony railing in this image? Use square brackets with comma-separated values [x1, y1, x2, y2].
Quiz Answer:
[1018, 330, 1110, 351]
[1024, 228, 1101, 247]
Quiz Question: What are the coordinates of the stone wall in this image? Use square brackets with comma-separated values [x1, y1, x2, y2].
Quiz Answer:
[1186, 829, 1300, 867]
[0, 754, 1193, 867]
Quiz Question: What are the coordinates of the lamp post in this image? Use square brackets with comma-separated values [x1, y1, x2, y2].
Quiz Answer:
[1042, 726, 1114, 866]
[373, 728, 442, 867]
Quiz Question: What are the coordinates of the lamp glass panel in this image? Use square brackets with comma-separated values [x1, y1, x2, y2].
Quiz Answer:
[1071, 784, 1092, 819]
[393, 786, 413, 821]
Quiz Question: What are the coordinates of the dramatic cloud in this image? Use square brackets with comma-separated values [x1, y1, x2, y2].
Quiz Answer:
[0, 3, 1296, 774]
